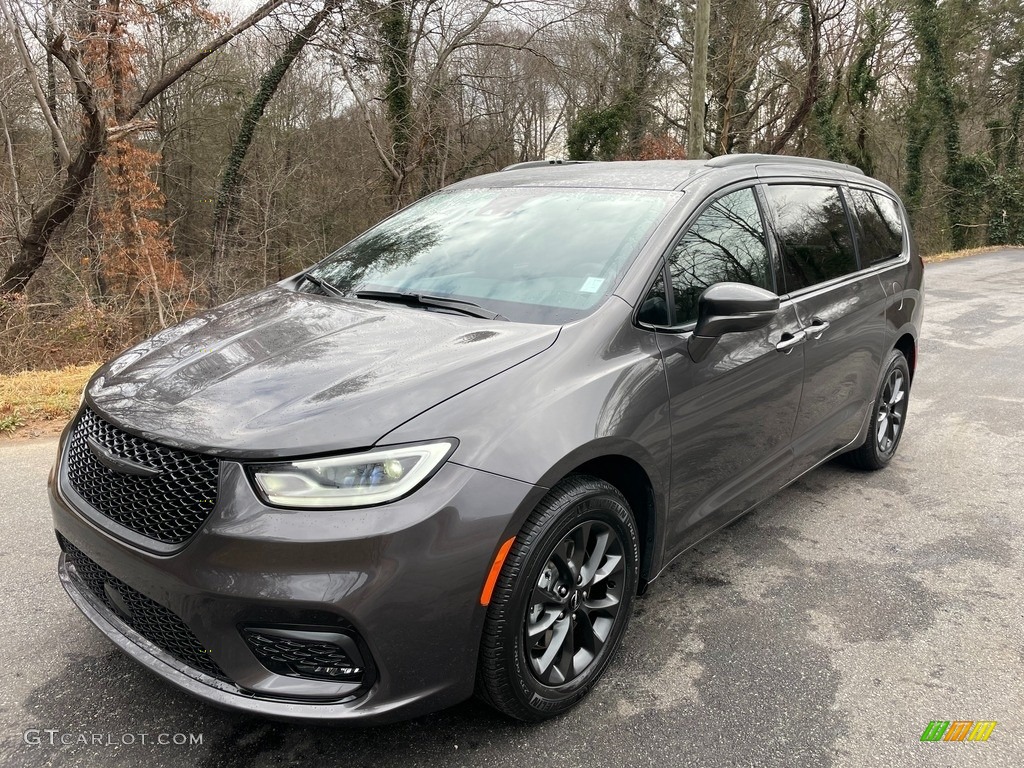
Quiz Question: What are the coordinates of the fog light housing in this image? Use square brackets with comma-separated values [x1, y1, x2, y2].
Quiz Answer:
[241, 626, 368, 684]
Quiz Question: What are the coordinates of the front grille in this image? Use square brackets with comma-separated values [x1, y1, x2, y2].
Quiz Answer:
[65, 407, 219, 545]
[60, 535, 229, 681]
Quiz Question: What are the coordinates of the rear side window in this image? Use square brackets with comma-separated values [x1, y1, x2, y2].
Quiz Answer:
[848, 189, 905, 264]
[666, 187, 773, 324]
[766, 184, 856, 292]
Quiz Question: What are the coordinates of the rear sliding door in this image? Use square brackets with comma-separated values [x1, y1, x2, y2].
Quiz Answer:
[761, 182, 887, 472]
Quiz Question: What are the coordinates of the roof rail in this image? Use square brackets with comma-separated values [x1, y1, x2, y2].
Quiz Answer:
[501, 159, 597, 172]
[704, 153, 865, 176]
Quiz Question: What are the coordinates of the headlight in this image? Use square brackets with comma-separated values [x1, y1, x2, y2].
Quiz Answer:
[249, 440, 456, 509]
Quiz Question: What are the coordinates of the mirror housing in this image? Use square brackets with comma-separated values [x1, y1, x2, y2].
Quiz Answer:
[687, 282, 780, 362]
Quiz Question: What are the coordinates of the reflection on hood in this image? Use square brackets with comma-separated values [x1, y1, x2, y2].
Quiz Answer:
[87, 287, 559, 458]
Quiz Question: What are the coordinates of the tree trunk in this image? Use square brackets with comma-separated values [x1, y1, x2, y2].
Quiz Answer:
[1006, 60, 1024, 169]
[909, 0, 964, 247]
[903, 66, 933, 214]
[687, 0, 711, 159]
[210, 1, 338, 301]
[381, 1, 413, 209]
[767, 1, 820, 154]
[1, 35, 106, 294]
[619, 0, 661, 157]
[45, 5, 61, 174]
[0, 144, 105, 294]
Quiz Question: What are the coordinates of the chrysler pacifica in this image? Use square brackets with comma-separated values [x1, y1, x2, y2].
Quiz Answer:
[51, 155, 923, 723]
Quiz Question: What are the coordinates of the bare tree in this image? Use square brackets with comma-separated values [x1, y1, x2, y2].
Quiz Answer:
[0, 0, 287, 294]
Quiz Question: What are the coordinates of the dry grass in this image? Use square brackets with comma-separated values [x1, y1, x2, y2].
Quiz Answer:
[923, 245, 1024, 264]
[0, 363, 100, 440]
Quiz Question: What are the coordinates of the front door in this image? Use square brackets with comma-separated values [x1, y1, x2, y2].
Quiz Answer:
[640, 186, 806, 558]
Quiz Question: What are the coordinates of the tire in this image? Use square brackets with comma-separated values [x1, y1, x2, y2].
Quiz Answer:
[845, 349, 911, 471]
[476, 474, 639, 721]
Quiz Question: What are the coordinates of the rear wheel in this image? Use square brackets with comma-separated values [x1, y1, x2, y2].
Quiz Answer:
[845, 349, 910, 470]
[476, 475, 639, 721]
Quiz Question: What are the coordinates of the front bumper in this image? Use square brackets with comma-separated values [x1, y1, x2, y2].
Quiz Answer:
[50, 428, 542, 724]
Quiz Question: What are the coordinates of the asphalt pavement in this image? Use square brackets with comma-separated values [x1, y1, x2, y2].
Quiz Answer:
[2, 249, 1023, 768]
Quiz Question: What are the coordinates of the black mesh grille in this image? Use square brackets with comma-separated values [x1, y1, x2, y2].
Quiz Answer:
[60, 535, 229, 681]
[244, 631, 360, 671]
[65, 407, 219, 544]
[242, 627, 368, 686]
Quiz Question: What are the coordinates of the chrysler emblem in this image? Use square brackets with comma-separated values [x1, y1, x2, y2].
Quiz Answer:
[86, 437, 162, 478]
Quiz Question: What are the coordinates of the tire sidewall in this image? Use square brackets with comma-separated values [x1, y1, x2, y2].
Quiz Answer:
[503, 489, 638, 716]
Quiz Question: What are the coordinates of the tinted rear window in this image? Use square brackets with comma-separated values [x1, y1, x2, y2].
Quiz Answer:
[766, 184, 857, 292]
[848, 189, 905, 264]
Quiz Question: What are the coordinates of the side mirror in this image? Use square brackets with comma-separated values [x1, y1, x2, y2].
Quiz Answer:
[688, 282, 780, 362]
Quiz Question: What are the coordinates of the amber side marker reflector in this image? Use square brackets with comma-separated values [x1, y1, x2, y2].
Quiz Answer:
[480, 537, 516, 606]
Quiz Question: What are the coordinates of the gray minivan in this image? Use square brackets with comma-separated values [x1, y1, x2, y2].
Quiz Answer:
[50, 155, 923, 723]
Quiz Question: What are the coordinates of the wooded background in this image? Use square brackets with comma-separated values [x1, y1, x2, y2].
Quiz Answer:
[1, 0, 1021, 372]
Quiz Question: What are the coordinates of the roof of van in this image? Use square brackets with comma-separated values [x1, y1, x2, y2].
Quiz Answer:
[453, 155, 873, 193]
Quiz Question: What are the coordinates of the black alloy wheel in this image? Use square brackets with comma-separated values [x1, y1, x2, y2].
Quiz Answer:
[875, 366, 907, 454]
[525, 519, 627, 686]
[476, 475, 639, 721]
[846, 349, 911, 470]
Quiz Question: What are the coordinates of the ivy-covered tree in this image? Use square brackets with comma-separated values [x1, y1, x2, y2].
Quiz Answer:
[210, 1, 343, 302]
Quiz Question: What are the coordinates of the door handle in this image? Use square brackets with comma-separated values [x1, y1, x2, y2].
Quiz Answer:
[806, 318, 830, 339]
[775, 330, 806, 354]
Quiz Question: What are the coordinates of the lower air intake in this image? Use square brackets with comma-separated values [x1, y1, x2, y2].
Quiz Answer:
[59, 534, 230, 682]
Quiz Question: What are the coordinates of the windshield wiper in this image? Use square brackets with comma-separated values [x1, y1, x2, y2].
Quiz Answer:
[354, 290, 508, 321]
[301, 271, 345, 297]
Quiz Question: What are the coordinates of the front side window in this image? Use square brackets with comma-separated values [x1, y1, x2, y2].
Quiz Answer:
[306, 187, 677, 324]
[766, 184, 857, 292]
[848, 188, 905, 265]
[666, 187, 773, 324]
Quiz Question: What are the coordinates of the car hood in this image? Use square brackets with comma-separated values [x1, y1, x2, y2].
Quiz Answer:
[85, 287, 559, 458]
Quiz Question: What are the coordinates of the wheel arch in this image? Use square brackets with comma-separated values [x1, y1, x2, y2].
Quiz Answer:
[573, 456, 658, 594]
[894, 331, 917, 383]
[530, 444, 665, 595]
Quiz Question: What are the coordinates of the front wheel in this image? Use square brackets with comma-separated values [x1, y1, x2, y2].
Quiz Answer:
[845, 349, 911, 470]
[476, 475, 639, 721]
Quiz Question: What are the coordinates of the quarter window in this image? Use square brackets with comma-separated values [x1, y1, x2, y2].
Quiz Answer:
[638, 271, 670, 325]
[667, 187, 773, 324]
[766, 184, 857, 292]
[848, 189, 905, 264]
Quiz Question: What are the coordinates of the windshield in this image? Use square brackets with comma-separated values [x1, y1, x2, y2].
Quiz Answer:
[305, 187, 679, 324]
